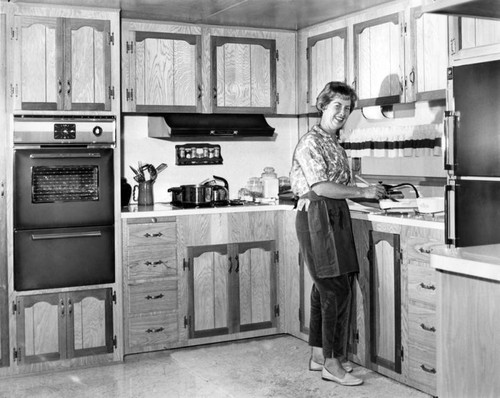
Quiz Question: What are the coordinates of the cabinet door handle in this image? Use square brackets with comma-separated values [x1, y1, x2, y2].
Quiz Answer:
[419, 282, 436, 290]
[420, 323, 436, 333]
[198, 84, 202, 99]
[228, 256, 233, 273]
[145, 327, 165, 333]
[213, 86, 217, 99]
[67, 80, 71, 95]
[58, 78, 63, 94]
[60, 299, 65, 317]
[144, 260, 166, 267]
[145, 294, 164, 300]
[68, 298, 73, 315]
[420, 364, 436, 374]
[418, 247, 432, 254]
[409, 68, 415, 84]
[234, 255, 240, 273]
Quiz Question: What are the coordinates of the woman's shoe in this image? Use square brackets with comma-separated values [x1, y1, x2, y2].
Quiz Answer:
[321, 367, 363, 386]
[341, 361, 353, 373]
[309, 358, 323, 371]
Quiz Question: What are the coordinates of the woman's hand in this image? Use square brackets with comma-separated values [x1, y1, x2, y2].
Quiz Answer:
[363, 184, 386, 200]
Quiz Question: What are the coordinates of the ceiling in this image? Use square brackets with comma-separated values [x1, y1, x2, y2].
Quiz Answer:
[10, 0, 396, 30]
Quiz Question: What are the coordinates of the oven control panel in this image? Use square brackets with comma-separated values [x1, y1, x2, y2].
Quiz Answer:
[13, 116, 116, 145]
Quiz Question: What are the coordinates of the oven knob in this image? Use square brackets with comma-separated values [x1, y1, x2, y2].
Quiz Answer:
[93, 125, 103, 137]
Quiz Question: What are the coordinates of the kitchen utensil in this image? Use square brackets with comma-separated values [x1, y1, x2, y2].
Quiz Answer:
[156, 163, 168, 175]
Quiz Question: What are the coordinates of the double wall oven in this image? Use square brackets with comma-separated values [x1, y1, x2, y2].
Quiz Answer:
[13, 116, 116, 291]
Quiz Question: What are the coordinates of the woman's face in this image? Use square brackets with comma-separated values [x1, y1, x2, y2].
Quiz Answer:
[320, 95, 352, 133]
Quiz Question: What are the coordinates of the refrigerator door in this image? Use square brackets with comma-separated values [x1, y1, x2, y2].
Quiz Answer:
[453, 60, 500, 177]
[449, 179, 500, 247]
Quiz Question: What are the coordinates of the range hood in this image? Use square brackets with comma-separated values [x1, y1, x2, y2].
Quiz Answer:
[148, 113, 275, 139]
[422, 0, 500, 19]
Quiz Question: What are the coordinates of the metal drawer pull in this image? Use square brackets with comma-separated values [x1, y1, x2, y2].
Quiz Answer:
[145, 327, 165, 333]
[144, 260, 166, 267]
[420, 364, 436, 374]
[32, 231, 102, 240]
[419, 282, 436, 290]
[144, 232, 163, 238]
[30, 153, 101, 159]
[418, 247, 432, 254]
[420, 323, 436, 333]
[145, 294, 164, 300]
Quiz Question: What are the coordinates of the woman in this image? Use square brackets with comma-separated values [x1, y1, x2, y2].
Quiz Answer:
[290, 81, 385, 386]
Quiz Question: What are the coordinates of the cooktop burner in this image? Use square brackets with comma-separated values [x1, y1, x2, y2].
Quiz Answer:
[171, 199, 244, 209]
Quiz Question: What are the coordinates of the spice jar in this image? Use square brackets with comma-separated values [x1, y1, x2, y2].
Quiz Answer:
[261, 167, 279, 199]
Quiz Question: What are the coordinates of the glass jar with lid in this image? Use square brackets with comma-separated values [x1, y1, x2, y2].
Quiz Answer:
[246, 177, 263, 201]
[261, 167, 279, 199]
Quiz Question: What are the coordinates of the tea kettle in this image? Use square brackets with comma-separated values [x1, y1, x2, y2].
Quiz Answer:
[201, 175, 229, 204]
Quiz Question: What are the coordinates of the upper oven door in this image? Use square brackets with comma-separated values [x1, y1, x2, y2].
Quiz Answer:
[14, 147, 114, 229]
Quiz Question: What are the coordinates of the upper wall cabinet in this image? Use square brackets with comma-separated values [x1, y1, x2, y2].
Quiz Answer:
[448, 16, 500, 64]
[407, 7, 448, 102]
[122, 20, 202, 113]
[11, 15, 114, 112]
[211, 36, 277, 114]
[306, 28, 347, 113]
[354, 13, 404, 107]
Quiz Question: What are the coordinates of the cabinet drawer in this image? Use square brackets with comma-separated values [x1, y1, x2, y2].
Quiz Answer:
[408, 353, 437, 394]
[128, 312, 179, 351]
[408, 303, 437, 351]
[128, 281, 178, 314]
[408, 264, 437, 307]
[127, 246, 177, 280]
[127, 222, 176, 247]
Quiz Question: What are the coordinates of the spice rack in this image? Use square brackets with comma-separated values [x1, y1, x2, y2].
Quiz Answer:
[175, 143, 223, 166]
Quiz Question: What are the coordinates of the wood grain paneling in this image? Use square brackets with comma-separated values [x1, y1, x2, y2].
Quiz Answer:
[127, 246, 177, 280]
[128, 312, 179, 351]
[128, 281, 178, 314]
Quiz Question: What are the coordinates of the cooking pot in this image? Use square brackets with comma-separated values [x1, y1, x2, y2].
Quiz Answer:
[202, 175, 230, 205]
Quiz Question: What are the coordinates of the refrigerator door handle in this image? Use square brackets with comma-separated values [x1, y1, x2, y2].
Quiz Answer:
[444, 111, 459, 172]
[444, 183, 455, 246]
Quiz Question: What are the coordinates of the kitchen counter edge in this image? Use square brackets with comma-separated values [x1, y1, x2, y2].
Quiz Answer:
[121, 203, 444, 229]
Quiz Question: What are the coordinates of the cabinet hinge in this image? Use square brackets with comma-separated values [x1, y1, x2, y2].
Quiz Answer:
[126, 41, 134, 54]
[126, 88, 134, 102]
[10, 27, 18, 40]
[274, 304, 280, 317]
[183, 258, 191, 271]
[306, 90, 309, 104]
[398, 249, 403, 262]
[298, 252, 302, 266]
[306, 47, 309, 60]
[113, 335, 117, 349]
[401, 22, 407, 36]
[450, 38, 457, 55]
[276, 92, 280, 105]
[274, 251, 279, 263]
[109, 86, 115, 100]
[13, 348, 20, 363]
[112, 290, 117, 304]
[400, 346, 404, 361]
[12, 301, 17, 315]
[354, 329, 359, 343]
[275, 49, 279, 61]
[109, 32, 115, 45]
[184, 315, 191, 329]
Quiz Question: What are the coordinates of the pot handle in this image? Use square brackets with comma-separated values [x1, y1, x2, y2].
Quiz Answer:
[213, 175, 229, 189]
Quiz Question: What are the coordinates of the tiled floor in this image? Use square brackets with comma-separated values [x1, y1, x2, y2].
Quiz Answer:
[0, 335, 431, 398]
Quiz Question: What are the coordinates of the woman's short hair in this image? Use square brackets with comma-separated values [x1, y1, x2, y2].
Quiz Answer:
[316, 81, 357, 114]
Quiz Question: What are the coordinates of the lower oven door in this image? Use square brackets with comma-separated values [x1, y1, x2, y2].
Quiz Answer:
[14, 147, 114, 229]
[14, 225, 115, 291]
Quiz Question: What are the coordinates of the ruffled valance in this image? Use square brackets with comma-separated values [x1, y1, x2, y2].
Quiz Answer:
[340, 123, 443, 158]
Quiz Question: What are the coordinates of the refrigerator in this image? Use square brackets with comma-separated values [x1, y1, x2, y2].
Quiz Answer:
[445, 59, 500, 247]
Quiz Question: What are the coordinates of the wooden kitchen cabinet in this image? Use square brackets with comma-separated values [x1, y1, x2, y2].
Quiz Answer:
[11, 13, 114, 112]
[121, 20, 202, 113]
[306, 28, 347, 113]
[449, 16, 500, 65]
[178, 211, 280, 342]
[14, 288, 114, 365]
[406, 6, 448, 102]
[211, 36, 277, 114]
[122, 216, 184, 354]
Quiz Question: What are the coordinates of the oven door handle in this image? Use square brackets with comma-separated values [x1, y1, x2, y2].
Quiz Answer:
[31, 231, 102, 240]
[29, 153, 102, 159]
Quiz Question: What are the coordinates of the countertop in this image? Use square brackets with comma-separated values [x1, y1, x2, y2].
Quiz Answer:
[122, 201, 444, 229]
[430, 244, 500, 282]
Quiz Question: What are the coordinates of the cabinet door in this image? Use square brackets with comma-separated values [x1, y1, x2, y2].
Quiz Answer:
[236, 241, 278, 332]
[211, 36, 276, 114]
[354, 13, 403, 106]
[369, 230, 402, 374]
[124, 31, 201, 113]
[66, 289, 114, 358]
[450, 16, 500, 63]
[16, 293, 65, 364]
[407, 8, 448, 102]
[64, 18, 111, 111]
[187, 244, 230, 338]
[13, 16, 61, 110]
[307, 28, 347, 112]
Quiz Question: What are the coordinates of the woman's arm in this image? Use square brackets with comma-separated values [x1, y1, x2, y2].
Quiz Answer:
[312, 181, 385, 200]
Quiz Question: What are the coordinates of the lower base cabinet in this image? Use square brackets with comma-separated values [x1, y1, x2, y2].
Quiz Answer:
[14, 288, 114, 365]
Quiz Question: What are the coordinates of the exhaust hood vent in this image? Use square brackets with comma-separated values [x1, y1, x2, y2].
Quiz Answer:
[148, 113, 275, 139]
